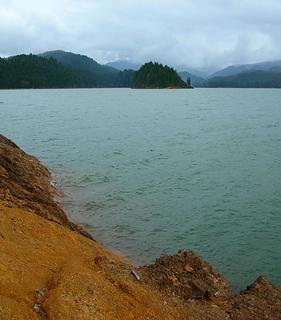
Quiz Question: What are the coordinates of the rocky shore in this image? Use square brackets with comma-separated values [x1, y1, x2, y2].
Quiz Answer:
[0, 133, 280, 319]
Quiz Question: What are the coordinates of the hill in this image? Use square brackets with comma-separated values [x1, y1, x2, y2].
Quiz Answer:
[178, 71, 206, 87]
[210, 60, 281, 78]
[40, 50, 119, 87]
[208, 70, 281, 88]
[40, 50, 135, 87]
[133, 62, 192, 89]
[174, 64, 213, 78]
[0, 54, 81, 89]
[106, 59, 141, 71]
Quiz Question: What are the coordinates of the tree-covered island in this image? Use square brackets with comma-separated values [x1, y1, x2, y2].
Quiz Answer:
[133, 62, 193, 89]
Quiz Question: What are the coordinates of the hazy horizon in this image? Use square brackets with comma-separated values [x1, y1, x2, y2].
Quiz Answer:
[2, 48, 281, 76]
[1, 0, 281, 72]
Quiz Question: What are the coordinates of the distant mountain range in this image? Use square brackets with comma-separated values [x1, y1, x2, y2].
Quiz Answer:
[207, 60, 281, 88]
[177, 60, 281, 87]
[174, 65, 212, 78]
[106, 58, 281, 88]
[209, 60, 281, 78]
[178, 71, 206, 87]
[105, 60, 140, 71]
[208, 70, 281, 88]
[1, 50, 281, 89]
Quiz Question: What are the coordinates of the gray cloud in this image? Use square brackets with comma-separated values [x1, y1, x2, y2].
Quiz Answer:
[1, 0, 281, 71]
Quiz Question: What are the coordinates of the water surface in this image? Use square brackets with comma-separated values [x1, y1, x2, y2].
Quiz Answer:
[1, 88, 280, 290]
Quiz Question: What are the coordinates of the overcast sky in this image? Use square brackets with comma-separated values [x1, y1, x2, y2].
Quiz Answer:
[1, 0, 281, 71]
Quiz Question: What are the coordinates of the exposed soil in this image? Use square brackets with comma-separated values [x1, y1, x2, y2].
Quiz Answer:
[0, 134, 280, 319]
[139, 250, 230, 300]
[0, 134, 91, 238]
[139, 253, 281, 319]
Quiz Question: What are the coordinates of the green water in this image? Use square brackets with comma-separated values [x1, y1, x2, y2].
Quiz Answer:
[1, 88, 280, 290]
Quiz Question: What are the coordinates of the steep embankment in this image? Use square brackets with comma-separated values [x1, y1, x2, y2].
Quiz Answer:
[0, 134, 280, 320]
[0, 134, 90, 238]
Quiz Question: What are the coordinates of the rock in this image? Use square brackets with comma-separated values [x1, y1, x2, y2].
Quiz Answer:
[185, 265, 194, 273]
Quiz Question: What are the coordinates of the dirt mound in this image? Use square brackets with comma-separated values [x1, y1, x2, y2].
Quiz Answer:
[0, 134, 90, 238]
[139, 251, 281, 319]
[139, 250, 230, 300]
[230, 276, 281, 319]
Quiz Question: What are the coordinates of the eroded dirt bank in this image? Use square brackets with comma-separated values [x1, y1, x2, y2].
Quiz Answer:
[0, 134, 280, 320]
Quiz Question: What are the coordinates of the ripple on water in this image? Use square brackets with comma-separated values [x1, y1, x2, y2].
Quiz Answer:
[83, 200, 106, 212]
[1, 88, 281, 291]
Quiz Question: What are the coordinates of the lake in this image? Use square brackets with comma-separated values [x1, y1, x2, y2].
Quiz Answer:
[1, 88, 280, 290]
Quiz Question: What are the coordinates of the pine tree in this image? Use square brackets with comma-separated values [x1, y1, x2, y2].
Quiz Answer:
[133, 62, 188, 88]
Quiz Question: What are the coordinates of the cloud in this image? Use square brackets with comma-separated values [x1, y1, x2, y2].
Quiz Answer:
[0, 0, 281, 70]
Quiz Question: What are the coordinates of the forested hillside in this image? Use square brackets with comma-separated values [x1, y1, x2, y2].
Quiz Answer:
[208, 70, 281, 88]
[40, 50, 134, 87]
[133, 62, 191, 88]
[0, 54, 81, 89]
[0, 53, 135, 89]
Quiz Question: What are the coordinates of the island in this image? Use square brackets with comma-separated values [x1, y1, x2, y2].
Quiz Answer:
[133, 62, 193, 89]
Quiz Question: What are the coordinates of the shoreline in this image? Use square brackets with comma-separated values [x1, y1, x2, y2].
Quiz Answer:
[52, 167, 272, 293]
[1, 133, 281, 319]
